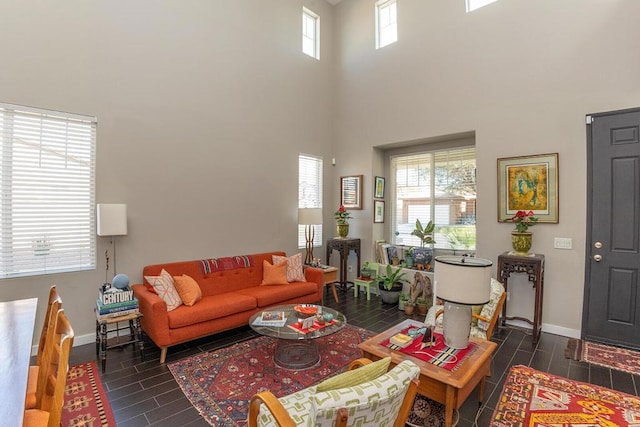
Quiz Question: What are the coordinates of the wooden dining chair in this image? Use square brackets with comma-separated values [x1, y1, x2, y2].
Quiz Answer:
[23, 309, 74, 427]
[25, 286, 62, 409]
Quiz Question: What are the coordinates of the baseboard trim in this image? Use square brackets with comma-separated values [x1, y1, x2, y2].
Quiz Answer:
[503, 319, 581, 340]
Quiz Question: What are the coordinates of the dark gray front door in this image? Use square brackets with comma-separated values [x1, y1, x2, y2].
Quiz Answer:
[584, 107, 640, 349]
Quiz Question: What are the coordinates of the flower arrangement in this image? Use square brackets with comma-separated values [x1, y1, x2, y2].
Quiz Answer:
[334, 205, 352, 224]
[509, 210, 538, 232]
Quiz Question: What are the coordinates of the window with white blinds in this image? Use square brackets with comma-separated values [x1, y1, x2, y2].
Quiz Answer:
[391, 147, 476, 251]
[298, 154, 323, 249]
[0, 103, 97, 278]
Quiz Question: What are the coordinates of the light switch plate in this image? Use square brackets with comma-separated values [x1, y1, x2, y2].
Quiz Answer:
[554, 237, 573, 250]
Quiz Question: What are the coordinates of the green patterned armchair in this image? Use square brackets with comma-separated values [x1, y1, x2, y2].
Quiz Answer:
[248, 358, 420, 427]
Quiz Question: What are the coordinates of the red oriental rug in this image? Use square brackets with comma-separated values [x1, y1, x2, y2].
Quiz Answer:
[490, 365, 640, 426]
[169, 324, 445, 426]
[566, 338, 640, 375]
[62, 361, 116, 427]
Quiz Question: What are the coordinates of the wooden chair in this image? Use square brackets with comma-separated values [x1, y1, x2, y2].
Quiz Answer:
[248, 358, 419, 427]
[23, 309, 75, 427]
[426, 279, 507, 341]
[25, 286, 62, 409]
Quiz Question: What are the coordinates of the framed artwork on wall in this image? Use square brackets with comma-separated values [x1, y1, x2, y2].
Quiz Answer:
[340, 175, 363, 210]
[374, 200, 385, 223]
[497, 153, 559, 223]
[374, 176, 385, 198]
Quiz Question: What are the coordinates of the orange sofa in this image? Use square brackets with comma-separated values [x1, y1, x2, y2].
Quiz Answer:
[132, 251, 323, 363]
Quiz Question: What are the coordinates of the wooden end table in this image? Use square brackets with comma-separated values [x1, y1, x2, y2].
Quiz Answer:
[95, 310, 144, 372]
[358, 319, 497, 427]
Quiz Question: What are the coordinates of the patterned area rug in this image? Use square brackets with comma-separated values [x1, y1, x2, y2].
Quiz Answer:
[62, 361, 116, 427]
[169, 324, 445, 426]
[490, 365, 640, 426]
[565, 338, 640, 375]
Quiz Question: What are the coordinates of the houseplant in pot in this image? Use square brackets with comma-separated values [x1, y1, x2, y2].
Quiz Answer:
[377, 264, 408, 304]
[398, 292, 409, 310]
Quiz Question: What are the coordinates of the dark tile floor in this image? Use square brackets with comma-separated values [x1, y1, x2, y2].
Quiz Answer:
[69, 287, 640, 426]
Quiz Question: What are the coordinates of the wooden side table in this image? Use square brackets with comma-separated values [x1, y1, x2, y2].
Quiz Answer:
[95, 310, 144, 372]
[497, 252, 545, 344]
[326, 238, 361, 290]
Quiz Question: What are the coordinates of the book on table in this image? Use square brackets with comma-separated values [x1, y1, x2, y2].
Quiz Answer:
[252, 311, 287, 327]
[96, 298, 139, 315]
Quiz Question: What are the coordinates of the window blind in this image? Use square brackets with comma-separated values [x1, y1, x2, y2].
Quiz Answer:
[298, 154, 323, 249]
[0, 103, 97, 278]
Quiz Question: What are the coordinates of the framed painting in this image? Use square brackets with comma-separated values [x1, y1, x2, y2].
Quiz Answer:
[374, 200, 384, 223]
[497, 153, 559, 223]
[374, 176, 385, 199]
[340, 175, 363, 210]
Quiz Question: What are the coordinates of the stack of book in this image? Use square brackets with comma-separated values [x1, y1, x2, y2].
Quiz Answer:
[96, 286, 139, 318]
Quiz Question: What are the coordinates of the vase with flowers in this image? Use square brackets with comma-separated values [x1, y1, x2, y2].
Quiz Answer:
[508, 210, 538, 254]
[334, 205, 352, 238]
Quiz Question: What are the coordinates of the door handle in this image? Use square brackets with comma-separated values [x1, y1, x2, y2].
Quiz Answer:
[593, 254, 602, 262]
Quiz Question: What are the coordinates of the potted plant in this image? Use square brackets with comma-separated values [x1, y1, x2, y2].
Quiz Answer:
[334, 205, 352, 238]
[361, 262, 376, 280]
[411, 219, 436, 247]
[416, 297, 430, 315]
[404, 247, 415, 268]
[506, 210, 538, 255]
[403, 299, 415, 315]
[398, 293, 409, 310]
[377, 264, 408, 304]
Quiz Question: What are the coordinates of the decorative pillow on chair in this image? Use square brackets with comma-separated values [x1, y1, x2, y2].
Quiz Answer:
[173, 274, 202, 306]
[145, 269, 182, 311]
[316, 357, 391, 392]
[261, 259, 289, 285]
[272, 253, 306, 282]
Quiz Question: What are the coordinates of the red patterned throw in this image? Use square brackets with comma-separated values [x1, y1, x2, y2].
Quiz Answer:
[490, 365, 640, 426]
[381, 329, 476, 371]
[62, 361, 116, 427]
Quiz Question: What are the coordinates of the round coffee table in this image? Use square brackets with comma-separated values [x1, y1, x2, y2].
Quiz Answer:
[249, 304, 346, 370]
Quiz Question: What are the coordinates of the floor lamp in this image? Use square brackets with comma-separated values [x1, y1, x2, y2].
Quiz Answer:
[298, 208, 323, 265]
[434, 256, 492, 349]
[97, 204, 128, 284]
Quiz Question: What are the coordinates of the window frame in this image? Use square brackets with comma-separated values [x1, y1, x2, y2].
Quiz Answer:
[0, 102, 97, 278]
[389, 146, 477, 253]
[302, 7, 320, 60]
[375, 0, 398, 49]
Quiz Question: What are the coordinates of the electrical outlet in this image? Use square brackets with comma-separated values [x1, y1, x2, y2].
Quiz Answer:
[347, 265, 353, 272]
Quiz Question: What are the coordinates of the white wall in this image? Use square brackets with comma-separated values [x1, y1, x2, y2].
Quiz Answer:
[0, 0, 335, 343]
[331, 0, 640, 336]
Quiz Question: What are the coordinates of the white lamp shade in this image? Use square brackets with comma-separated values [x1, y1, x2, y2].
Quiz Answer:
[434, 256, 492, 305]
[298, 208, 323, 225]
[97, 204, 128, 236]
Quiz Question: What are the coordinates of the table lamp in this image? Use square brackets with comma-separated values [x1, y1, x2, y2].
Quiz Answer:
[298, 208, 323, 264]
[434, 256, 492, 349]
[97, 204, 128, 283]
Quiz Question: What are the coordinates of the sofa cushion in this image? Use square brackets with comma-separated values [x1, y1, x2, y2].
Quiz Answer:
[237, 282, 318, 307]
[167, 292, 257, 329]
[173, 274, 202, 306]
[146, 269, 182, 311]
[477, 279, 505, 332]
[261, 259, 289, 285]
[273, 253, 306, 282]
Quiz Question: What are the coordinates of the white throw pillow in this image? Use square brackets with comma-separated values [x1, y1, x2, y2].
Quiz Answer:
[272, 253, 306, 282]
[145, 269, 182, 311]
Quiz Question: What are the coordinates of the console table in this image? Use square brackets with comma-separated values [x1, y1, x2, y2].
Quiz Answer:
[326, 238, 361, 290]
[498, 252, 545, 344]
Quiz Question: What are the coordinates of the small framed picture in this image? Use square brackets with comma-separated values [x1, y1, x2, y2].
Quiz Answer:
[374, 176, 385, 199]
[374, 200, 385, 223]
[340, 175, 363, 210]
